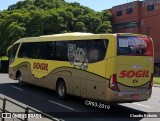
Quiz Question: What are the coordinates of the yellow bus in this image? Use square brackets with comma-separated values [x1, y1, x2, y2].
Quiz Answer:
[8, 32, 154, 102]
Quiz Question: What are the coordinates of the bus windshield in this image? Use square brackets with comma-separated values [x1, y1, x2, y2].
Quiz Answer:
[117, 36, 153, 56]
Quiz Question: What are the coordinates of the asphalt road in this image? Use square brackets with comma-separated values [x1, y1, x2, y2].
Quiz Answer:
[0, 74, 160, 121]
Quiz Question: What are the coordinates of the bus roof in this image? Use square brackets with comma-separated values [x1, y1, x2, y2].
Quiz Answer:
[14, 32, 144, 44]
[40, 32, 94, 37]
[14, 32, 102, 44]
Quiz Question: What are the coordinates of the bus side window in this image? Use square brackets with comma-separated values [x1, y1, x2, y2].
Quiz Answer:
[18, 43, 30, 58]
[30, 43, 41, 59]
[87, 40, 108, 63]
[48, 42, 55, 60]
[89, 50, 99, 62]
[54, 41, 68, 61]
[40, 42, 55, 60]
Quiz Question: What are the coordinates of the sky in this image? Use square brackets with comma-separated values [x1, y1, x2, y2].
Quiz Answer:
[0, 0, 134, 11]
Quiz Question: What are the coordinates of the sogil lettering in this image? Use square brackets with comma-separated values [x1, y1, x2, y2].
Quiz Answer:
[33, 62, 48, 71]
[119, 70, 149, 78]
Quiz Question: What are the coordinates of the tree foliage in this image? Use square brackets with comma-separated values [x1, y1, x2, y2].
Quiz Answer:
[0, 0, 112, 55]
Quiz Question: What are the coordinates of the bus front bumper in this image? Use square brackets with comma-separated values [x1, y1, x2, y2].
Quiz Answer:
[9, 67, 16, 80]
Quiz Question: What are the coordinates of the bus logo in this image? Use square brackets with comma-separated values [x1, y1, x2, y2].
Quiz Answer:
[33, 62, 48, 71]
[119, 70, 149, 78]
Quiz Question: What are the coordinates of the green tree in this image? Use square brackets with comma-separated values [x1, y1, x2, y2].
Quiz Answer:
[96, 21, 112, 33]
[8, 22, 26, 40]
[26, 10, 44, 36]
[0, 0, 112, 55]
[74, 22, 86, 32]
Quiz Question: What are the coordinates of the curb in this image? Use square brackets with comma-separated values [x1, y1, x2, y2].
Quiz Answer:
[153, 84, 160, 87]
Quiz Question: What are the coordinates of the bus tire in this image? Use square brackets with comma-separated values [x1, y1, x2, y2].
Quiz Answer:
[17, 72, 25, 86]
[56, 80, 67, 99]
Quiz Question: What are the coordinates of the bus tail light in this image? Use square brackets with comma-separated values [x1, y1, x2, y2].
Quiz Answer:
[109, 74, 120, 92]
[147, 73, 153, 90]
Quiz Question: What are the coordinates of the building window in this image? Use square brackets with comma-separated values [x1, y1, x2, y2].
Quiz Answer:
[126, 8, 132, 14]
[147, 5, 154, 11]
[117, 10, 122, 16]
[113, 21, 141, 30]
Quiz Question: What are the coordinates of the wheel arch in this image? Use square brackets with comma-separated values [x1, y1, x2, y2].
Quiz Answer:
[16, 70, 21, 79]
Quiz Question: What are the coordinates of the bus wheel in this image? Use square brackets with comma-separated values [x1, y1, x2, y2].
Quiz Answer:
[56, 80, 67, 99]
[17, 73, 24, 86]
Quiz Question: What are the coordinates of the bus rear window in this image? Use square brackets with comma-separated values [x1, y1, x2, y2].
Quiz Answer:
[117, 36, 153, 56]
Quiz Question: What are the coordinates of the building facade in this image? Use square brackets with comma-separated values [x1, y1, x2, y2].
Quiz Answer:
[110, 0, 160, 76]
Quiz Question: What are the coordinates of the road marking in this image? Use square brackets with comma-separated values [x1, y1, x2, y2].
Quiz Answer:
[133, 103, 153, 108]
[11, 86, 23, 91]
[49, 100, 78, 111]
